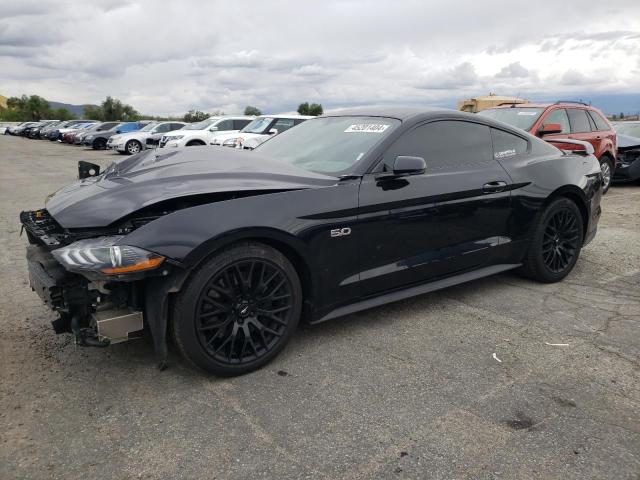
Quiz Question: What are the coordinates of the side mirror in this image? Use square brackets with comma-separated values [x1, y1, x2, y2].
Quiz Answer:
[209, 126, 218, 131]
[538, 123, 562, 136]
[268, 128, 278, 135]
[393, 156, 426, 176]
[115, 129, 122, 134]
[78, 161, 101, 179]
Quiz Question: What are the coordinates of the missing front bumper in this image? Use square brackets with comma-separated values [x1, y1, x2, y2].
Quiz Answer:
[93, 309, 144, 344]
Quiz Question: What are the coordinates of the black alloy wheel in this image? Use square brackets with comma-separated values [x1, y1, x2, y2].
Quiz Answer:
[520, 197, 584, 283]
[541, 209, 580, 273]
[172, 242, 302, 375]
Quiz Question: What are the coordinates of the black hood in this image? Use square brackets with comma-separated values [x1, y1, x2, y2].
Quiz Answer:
[46, 147, 336, 228]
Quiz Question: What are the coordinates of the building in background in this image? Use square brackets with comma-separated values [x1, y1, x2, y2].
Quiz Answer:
[457, 93, 528, 113]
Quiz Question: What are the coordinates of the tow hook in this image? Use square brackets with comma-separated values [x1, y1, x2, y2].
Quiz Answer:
[71, 315, 110, 348]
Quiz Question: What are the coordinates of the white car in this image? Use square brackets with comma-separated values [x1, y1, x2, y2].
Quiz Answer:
[158, 116, 254, 148]
[211, 115, 312, 149]
[107, 121, 187, 154]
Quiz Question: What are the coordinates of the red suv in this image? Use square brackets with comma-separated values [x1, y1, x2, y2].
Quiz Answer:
[479, 101, 617, 192]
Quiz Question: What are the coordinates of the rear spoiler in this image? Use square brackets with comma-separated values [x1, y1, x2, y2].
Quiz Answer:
[544, 138, 594, 156]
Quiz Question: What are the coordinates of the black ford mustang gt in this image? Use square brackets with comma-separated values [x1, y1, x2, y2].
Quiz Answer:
[21, 107, 602, 375]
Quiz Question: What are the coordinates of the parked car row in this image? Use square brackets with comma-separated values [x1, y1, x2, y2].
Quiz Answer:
[7, 113, 314, 156]
[6, 105, 638, 188]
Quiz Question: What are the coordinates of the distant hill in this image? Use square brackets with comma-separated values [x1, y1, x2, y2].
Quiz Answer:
[48, 101, 98, 118]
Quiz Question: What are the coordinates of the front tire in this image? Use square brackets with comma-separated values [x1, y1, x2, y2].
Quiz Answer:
[599, 156, 614, 194]
[186, 140, 205, 146]
[519, 198, 584, 283]
[125, 139, 142, 155]
[172, 242, 302, 376]
[93, 138, 106, 150]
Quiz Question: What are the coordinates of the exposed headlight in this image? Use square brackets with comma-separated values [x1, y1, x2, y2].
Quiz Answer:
[52, 236, 164, 277]
[166, 135, 184, 141]
[223, 138, 238, 146]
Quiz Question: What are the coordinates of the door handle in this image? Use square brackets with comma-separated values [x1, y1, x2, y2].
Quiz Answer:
[482, 181, 507, 193]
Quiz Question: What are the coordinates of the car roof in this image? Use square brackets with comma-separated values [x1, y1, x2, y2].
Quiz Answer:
[319, 106, 453, 121]
[213, 115, 254, 120]
[255, 114, 314, 120]
[489, 102, 600, 110]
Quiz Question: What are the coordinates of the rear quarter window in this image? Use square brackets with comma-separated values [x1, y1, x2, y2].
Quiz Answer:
[490, 128, 529, 159]
[588, 111, 611, 131]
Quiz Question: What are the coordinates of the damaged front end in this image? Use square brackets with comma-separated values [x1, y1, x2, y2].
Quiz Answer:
[615, 134, 640, 182]
[20, 209, 174, 357]
[20, 146, 331, 368]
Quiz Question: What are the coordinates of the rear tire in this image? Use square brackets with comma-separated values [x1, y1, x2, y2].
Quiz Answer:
[599, 155, 614, 194]
[519, 198, 584, 283]
[172, 242, 302, 376]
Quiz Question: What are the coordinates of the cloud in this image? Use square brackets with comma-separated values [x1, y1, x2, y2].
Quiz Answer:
[417, 62, 478, 90]
[495, 62, 531, 78]
[561, 69, 594, 86]
[0, 0, 639, 115]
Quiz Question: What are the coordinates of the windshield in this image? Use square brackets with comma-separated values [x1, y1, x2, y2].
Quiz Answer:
[138, 122, 157, 132]
[255, 116, 401, 175]
[185, 117, 217, 130]
[614, 123, 640, 138]
[478, 107, 544, 131]
[241, 117, 273, 134]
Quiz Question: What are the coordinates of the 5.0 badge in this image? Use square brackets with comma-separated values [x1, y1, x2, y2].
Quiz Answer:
[330, 227, 352, 238]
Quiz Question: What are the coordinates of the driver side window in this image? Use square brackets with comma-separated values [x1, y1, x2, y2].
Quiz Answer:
[380, 120, 493, 173]
[215, 119, 234, 131]
[542, 109, 570, 134]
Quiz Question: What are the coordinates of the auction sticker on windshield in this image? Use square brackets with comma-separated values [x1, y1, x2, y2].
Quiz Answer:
[344, 124, 390, 133]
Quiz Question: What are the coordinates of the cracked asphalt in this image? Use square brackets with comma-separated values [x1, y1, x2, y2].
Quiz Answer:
[0, 135, 639, 480]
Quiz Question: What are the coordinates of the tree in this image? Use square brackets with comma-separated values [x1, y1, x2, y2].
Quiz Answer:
[183, 110, 209, 123]
[244, 105, 261, 116]
[297, 102, 309, 115]
[620, 112, 625, 120]
[0, 94, 76, 121]
[297, 102, 323, 116]
[8, 95, 49, 120]
[84, 96, 140, 121]
[83, 105, 103, 120]
[51, 108, 75, 120]
[100, 95, 140, 121]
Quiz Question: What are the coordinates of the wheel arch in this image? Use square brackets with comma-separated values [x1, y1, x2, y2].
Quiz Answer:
[543, 185, 589, 239]
[181, 228, 316, 317]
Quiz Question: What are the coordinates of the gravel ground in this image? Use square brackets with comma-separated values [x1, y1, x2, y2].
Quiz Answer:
[0, 135, 639, 480]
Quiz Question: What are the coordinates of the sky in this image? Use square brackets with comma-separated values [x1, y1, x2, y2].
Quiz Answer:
[1, 0, 639, 116]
